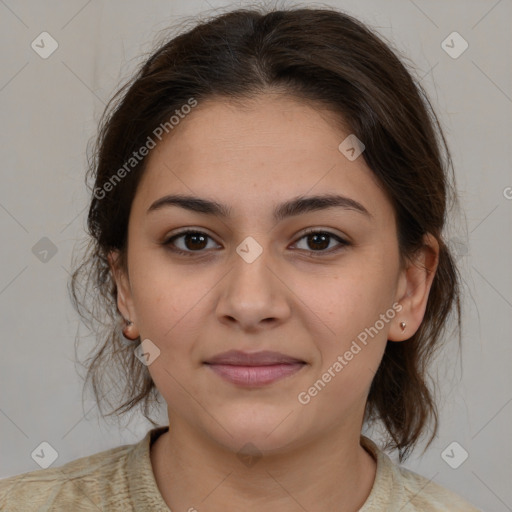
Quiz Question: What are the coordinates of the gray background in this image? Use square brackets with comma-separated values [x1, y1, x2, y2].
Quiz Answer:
[1, 1, 511, 510]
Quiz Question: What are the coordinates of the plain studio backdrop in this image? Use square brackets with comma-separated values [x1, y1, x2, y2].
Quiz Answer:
[0, 1, 511, 510]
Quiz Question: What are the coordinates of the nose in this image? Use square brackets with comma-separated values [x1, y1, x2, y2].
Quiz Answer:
[215, 241, 291, 332]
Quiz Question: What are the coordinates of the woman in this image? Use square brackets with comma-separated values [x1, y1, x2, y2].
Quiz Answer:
[0, 6, 480, 511]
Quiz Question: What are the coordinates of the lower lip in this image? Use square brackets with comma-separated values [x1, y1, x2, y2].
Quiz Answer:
[205, 363, 305, 387]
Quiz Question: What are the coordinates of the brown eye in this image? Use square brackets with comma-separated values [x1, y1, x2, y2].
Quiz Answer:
[181, 232, 208, 250]
[162, 228, 349, 257]
[163, 230, 220, 255]
[293, 230, 349, 254]
[306, 232, 330, 251]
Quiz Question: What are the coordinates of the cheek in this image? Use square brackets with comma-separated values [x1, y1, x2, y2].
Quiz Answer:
[133, 286, 181, 339]
[127, 244, 212, 337]
[306, 259, 396, 380]
[130, 272, 207, 405]
[303, 277, 391, 415]
[308, 264, 393, 333]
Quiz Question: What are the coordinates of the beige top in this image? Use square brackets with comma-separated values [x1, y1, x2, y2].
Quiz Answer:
[0, 426, 480, 511]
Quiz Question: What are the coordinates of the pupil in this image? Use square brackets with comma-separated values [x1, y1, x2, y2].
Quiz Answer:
[309, 233, 329, 250]
[186, 232, 207, 250]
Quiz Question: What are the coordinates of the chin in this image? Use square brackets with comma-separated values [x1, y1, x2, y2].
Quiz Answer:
[204, 407, 304, 455]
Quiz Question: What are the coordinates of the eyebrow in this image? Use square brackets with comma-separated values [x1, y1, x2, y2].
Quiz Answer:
[147, 193, 373, 221]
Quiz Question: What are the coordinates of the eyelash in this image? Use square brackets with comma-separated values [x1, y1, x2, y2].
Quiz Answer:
[161, 228, 350, 257]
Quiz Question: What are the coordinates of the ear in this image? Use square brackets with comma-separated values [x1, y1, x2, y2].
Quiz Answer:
[108, 249, 139, 331]
[388, 233, 439, 342]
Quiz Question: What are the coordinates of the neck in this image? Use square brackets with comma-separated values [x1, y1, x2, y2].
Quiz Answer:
[151, 418, 377, 512]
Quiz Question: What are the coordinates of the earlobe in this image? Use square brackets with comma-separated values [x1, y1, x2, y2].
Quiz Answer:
[388, 312, 409, 342]
[389, 234, 440, 342]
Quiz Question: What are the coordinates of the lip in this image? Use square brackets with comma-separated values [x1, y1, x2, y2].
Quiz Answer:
[203, 350, 306, 387]
[204, 350, 305, 366]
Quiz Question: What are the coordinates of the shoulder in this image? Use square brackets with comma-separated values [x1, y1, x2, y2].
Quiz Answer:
[395, 464, 482, 511]
[0, 441, 136, 511]
[360, 436, 482, 512]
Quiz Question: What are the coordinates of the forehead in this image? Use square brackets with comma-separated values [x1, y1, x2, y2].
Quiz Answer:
[132, 94, 394, 226]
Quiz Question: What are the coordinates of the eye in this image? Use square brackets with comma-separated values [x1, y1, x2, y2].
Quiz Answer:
[162, 228, 350, 257]
[292, 229, 350, 255]
[162, 229, 220, 256]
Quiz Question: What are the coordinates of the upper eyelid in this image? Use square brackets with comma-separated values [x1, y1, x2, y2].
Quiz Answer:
[165, 228, 219, 244]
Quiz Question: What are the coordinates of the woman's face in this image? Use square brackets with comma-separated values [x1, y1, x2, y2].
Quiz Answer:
[110, 93, 434, 454]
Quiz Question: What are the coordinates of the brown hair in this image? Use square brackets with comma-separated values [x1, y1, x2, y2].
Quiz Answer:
[70, 5, 461, 461]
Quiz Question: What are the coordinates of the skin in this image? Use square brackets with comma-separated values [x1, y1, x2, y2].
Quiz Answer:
[109, 92, 439, 511]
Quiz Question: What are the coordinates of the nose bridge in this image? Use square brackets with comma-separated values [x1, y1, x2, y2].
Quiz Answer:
[217, 235, 289, 326]
[231, 235, 274, 300]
